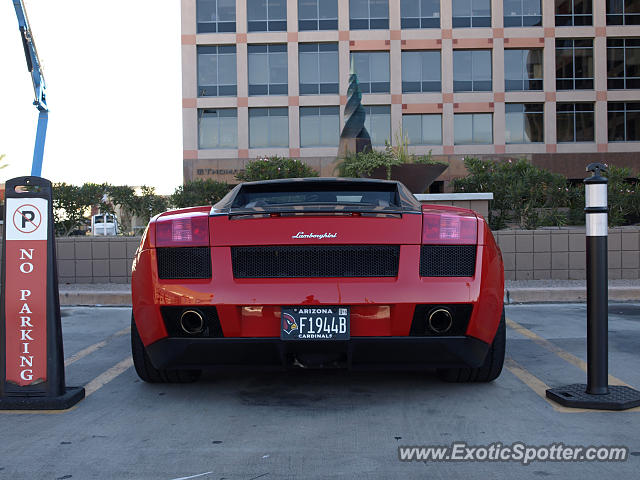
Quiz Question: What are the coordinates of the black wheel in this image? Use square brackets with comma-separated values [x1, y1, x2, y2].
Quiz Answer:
[437, 308, 505, 383]
[131, 314, 201, 383]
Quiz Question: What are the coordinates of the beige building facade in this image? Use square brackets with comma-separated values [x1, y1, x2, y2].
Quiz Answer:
[181, 0, 640, 187]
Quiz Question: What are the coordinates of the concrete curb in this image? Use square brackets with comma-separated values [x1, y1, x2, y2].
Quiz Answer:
[505, 287, 640, 304]
[60, 291, 132, 306]
[59, 287, 640, 306]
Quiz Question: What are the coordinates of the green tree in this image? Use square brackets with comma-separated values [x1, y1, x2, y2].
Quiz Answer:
[170, 179, 232, 208]
[108, 185, 137, 234]
[52, 182, 111, 236]
[136, 186, 170, 223]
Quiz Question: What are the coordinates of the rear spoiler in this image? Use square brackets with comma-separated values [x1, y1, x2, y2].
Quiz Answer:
[210, 177, 423, 216]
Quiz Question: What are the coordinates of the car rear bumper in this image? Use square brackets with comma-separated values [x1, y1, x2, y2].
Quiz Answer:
[145, 335, 490, 371]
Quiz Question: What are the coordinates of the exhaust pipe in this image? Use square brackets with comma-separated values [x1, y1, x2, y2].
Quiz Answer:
[428, 308, 453, 334]
[180, 309, 205, 335]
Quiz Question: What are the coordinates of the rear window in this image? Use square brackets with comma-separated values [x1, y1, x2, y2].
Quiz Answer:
[232, 182, 400, 209]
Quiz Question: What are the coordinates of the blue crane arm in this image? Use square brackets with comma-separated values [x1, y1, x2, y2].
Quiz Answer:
[12, 0, 48, 177]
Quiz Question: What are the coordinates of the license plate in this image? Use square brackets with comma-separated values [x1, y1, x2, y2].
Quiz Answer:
[281, 306, 350, 341]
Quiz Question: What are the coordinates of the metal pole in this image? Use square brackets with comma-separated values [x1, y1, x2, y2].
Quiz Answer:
[584, 163, 609, 395]
[31, 109, 48, 177]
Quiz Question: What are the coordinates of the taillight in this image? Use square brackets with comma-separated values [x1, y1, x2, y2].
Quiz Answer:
[422, 211, 477, 245]
[155, 214, 209, 247]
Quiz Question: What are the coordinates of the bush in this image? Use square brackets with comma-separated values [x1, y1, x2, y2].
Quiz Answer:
[453, 158, 569, 230]
[453, 158, 640, 229]
[236, 156, 318, 182]
[336, 141, 446, 180]
[336, 149, 398, 179]
[170, 179, 232, 208]
[605, 165, 640, 226]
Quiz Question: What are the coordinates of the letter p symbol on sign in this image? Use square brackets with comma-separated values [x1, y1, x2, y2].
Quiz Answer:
[21, 211, 35, 229]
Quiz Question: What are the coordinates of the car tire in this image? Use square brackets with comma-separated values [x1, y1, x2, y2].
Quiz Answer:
[437, 308, 505, 383]
[131, 314, 201, 383]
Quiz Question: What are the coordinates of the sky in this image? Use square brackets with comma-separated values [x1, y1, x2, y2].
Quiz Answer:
[0, 0, 183, 195]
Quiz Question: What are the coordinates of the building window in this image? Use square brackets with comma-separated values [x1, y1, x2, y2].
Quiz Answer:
[607, 38, 640, 89]
[504, 49, 543, 91]
[300, 106, 340, 147]
[249, 108, 289, 148]
[608, 102, 640, 141]
[351, 52, 390, 93]
[197, 46, 237, 97]
[453, 50, 492, 92]
[197, 0, 236, 33]
[247, 0, 287, 32]
[248, 44, 288, 96]
[452, 0, 491, 28]
[503, 0, 542, 27]
[556, 103, 594, 142]
[556, 39, 594, 90]
[402, 114, 443, 145]
[350, 0, 389, 30]
[555, 0, 592, 26]
[363, 106, 391, 145]
[299, 43, 339, 95]
[198, 109, 238, 149]
[298, 0, 338, 30]
[454, 113, 493, 144]
[400, 0, 441, 28]
[607, 0, 640, 25]
[401, 51, 441, 93]
[505, 104, 544, 144]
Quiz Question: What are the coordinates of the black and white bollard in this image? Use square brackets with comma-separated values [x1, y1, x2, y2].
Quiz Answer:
[546, 163, 640, 410]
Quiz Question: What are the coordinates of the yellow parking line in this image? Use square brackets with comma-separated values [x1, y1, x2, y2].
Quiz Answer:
[84, 356, 133, 397]
[1, 356, 134, 414]
[506, 317, 630, 387]
[504, 357, 640, 413]
[65, 326, 131, 367]
[505, 318, 640, 413]
[504, 357, 559, 408]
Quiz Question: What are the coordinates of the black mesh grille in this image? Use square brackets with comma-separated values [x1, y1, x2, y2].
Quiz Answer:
[232, 245, 400, 278]
[157, 247, 212, 279]
[420, 245, 476, 277]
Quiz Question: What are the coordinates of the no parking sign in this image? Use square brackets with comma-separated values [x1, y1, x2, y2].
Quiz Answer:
[4, 197, 48, 386]
[0, 177, 84, 410]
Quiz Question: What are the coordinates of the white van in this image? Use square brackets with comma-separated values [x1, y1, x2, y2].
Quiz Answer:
[91, 213, 119, 236]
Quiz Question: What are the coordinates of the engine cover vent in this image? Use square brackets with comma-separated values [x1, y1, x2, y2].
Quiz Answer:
[232, 245, 400, 278]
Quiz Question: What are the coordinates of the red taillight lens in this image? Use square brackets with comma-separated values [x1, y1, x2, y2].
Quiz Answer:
[422, 212, 477, 244]
[155, 214, 209, 247]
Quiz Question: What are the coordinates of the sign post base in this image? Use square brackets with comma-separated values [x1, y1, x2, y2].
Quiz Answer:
[0, 386, 84, 410]
[546, 384, 640, 411]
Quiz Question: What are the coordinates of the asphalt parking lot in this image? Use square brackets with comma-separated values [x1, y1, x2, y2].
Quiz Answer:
[1, 304, 640, 479]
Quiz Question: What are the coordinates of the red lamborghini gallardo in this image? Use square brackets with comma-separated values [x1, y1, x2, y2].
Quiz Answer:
[131, 178, 505, 383]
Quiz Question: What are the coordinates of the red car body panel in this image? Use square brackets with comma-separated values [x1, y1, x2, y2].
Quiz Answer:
[131, 222, 503, 341]
[209, 214, 423, 246]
